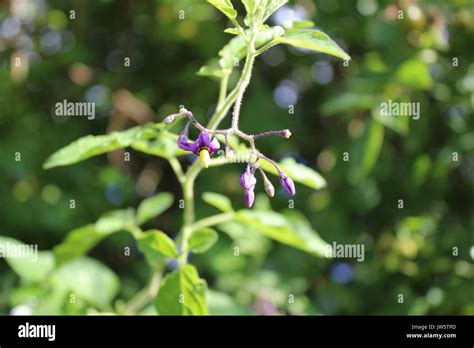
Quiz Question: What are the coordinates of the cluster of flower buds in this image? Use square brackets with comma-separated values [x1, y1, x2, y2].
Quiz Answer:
[239, 162, 295, 208]
[165, 106, 296, 208]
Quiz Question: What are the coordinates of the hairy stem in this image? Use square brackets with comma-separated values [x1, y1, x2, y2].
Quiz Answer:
[177, 31, 259, 265]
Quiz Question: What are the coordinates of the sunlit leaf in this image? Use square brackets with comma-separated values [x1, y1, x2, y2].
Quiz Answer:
[219, 28, 274, 69]
[155, 264, 207, 315]
[396, 59, 432, 90]
[137, 230, 179, 260]
[188, 228, 218, 254]
[236, 210, 330, 256]
[262, 0, 288, 23]
[44, 123, 162, 169]
[350, 119, 385, 183]
[54, 209, 134, 265]
[202, 192, 233, 212]
[277, 29, 350, 61]
[207, 0, 237, 19]
[131, 130, 186, 159]
[137, 192, 174, 225]
[0, 236, 54, 282]
[259, 157, 327, 190]
[321, 93, 376, 116]
[50, 257, 120, 309]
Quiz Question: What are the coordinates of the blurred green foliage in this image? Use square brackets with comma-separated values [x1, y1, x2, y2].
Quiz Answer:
[0, 0, 473, 315]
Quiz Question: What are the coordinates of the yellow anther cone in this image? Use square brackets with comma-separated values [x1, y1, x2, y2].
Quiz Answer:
[199, 149, 210, 168]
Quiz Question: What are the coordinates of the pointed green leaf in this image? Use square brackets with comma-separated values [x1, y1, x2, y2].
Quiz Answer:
[137, 192, 174, 225]
[95, 208, 135, 234]
[259, 157, 327, 190]
[350, 119, 385, 183]
[50, 257, 120, 308]
[155, 264, 208, 315]
[44, 123, 162, 169]
[236, 210, 330, 256]
[223, 27, 240, 35]
[54, 209, 134, 265]
[137, 230, 179, 261]
[284, 20, 315, 29]
[396, 59, 432, 90]
[219, 28, 274, 69]
[277, 29, 350, 61]
[0, 236, 55, 282]
[188, 228, 218, 254]
[207, 0, 237, 19]
[262, 0, 288, 23]
[131, 130, 185, 159]
[202, 192, 233, 212]
[197, 65, 226, 80]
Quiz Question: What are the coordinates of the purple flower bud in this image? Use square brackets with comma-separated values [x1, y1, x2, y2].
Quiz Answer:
[163, 115, 176, 124]
[280, 175, 296, 196]
[244, 190, 255, 208]
[240, 169, 257, 191]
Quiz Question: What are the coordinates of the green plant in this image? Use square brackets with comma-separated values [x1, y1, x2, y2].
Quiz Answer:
[2, 0, 350, 315]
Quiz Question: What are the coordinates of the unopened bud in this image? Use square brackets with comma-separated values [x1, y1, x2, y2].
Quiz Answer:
[282, 129, 291, 138]
[164, 115, 176, 124]
[264, 178, 275, 197]
[273, 26, 285, 38]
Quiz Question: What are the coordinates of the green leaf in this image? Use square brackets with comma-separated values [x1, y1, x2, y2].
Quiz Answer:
[372, 105, 409, 136]
[350, 119, 385, 183]
[188, 228, 218, 254]
[321, 93, 377, 116]
[95, 208, 135, 234]
[155, 264, 208, 315]
[43, 123, 162, 169]
[207, 0, 237, 19]
[259, 157, 327, 190]
[137, 230, 179, 261]
[284, 20, 315, 29]
[396, 59, 432, 90]
[219, 28, 274, 69]
[262, 0, 288, 23]
[217, 220, 271, 256]
[50, 257, 120, 309]
[242, 0, 257, 26]
[54, 209, 135, 265]
[277, 29, 351, 61]
[208, 289, 252, 315]
[131, 130, 186, 159]
[202, 192, 233, 212]
[137, 192, 174, 225]
[197, 65, 226, 79]
[235, 210, 330, 256]
[54, 224, 101, 265]
[0, 236, 55, 282]
[223, 27, 240, 35]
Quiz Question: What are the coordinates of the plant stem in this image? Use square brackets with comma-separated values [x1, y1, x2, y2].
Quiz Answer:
[169, 157, 185, 183]
[177, 31, 259, 265]
[123, 269, 161, 314]
[188, 212, 235, 232]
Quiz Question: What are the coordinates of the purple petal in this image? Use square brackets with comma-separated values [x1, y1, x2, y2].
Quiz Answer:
[177, 134, 197, 152]
[209, 137, 221, 155]
[244, 190, 255, 208]
[280, 175, 296, 196]
[240, 170, 257, 191]
[195, 133, 210, 148]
